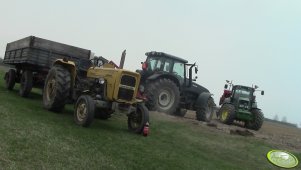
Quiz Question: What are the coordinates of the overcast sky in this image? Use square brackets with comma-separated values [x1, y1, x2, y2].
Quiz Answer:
[0, 0, 300, 125]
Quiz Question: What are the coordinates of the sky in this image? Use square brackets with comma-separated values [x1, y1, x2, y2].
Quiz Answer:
[0, 0, 300, 126]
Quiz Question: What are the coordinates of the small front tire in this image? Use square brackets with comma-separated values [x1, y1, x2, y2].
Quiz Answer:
[128, 103, 149, 134]
[74, 95, 95, 127]
[196, 97, 215, 122]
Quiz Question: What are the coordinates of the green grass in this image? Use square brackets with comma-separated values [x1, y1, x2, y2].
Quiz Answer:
[0, 70, 299, 170]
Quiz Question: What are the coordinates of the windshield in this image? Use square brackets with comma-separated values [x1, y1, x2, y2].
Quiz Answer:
[234, 88, 252, 98]
[147, 57, 162, 71]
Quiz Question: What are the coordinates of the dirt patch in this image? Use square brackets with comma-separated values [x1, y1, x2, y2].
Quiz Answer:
[151, 110, 301, 152]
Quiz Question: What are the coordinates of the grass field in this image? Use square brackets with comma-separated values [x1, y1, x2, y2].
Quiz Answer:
[0, 70, 300, 170]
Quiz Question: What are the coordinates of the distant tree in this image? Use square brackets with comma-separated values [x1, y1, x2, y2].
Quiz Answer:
[281, 116, 287, 123]
[274, 115, 279, 121]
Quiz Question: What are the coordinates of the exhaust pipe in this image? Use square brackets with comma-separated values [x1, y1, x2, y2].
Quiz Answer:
[119, 50, 126, 69]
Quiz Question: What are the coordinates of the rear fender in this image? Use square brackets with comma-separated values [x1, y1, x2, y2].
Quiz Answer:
[146, 74, 180, 88]
[53, 59, 76, 92]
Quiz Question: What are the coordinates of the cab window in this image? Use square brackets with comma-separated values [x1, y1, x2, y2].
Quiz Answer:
[173, 62, 184, 78]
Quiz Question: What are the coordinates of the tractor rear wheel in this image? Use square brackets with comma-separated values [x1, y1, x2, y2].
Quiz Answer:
[196, 97, 215, 122]
[19, 70, 33, 97]
[4, 69, 16, 90]
[145, 78, 180, 114]
[219, 104, 235, 125]
[128, 103, 149, 134]
[74, 95, 95, 127]
[43, 65, 71, 112]
[245, 109, 264, 131]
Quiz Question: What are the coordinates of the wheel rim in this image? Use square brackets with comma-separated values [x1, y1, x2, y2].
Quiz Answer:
[158, 89, 174, 110]
[129, 108, 142, 129]
[221, 110, 229, 121]
[46, 77, 56, 101]
[76, 100, 87, 122]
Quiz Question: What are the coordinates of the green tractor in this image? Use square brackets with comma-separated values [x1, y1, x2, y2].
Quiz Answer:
[218, 80, 265, 130]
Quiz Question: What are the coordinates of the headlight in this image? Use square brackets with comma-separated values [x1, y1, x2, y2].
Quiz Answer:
[96, 78, 105, 84]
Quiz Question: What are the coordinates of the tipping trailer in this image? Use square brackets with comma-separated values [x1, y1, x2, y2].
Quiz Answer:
[3, 36, 92, 97]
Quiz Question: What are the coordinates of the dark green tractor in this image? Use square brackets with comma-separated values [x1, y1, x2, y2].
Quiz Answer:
[137, 51, 215, 122]
[218, 80, 265, 130]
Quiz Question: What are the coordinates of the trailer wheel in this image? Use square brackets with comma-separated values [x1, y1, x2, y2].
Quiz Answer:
[43, 65, 71, 112]
[128, 103, 149, 134]
[19, 70, 33, 97]
[4, 69, 16, 90]
[74, 95, 95, 127]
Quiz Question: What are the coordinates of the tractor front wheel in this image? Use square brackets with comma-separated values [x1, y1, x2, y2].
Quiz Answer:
[196, 97, 215, 122]
[4, 69, 16, 90]
[74, 95, 95, 127]
[219, 104, 235, 125]
[245, 109, 264, 131]
[128, 103, 149, 134]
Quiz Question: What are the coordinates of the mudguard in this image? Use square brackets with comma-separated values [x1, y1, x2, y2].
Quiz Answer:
[146, 73, 181, 88]
[195, 92, 213, 109]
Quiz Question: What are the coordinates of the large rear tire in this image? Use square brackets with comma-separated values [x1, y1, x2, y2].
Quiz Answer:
[219, 104, 235, 125]
[245, 109, 264, 131]
[19, 70, 33, 97]
[43, 65, 71, 112]
[145, 78, 180, 114]
[128, 103, 149, 134]
[196, 97, 215, 122]
[74, 95, 95, 127]
[4, 69, 16, 90]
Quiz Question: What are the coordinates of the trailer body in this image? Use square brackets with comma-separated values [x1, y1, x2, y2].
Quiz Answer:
[3, 36, 92, 97]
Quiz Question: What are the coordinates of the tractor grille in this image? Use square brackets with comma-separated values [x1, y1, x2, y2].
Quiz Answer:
[239, 100, 249, 110]
[117, 74, 136, 101]
[120, 75, 136, 86]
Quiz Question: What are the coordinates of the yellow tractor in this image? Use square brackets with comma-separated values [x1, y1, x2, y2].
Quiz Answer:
[42, 53, 149, 135]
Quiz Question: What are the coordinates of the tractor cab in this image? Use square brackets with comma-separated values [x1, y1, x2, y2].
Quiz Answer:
[231, 85, 255, 111]
[140, 51, 198, 89]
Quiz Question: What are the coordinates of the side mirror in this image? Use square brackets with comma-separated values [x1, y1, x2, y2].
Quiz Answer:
[226, 80, 230, 83]
[261, 91, 264, 95]
[224, 84, 228, 89]
[254, 85, 259, 89]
